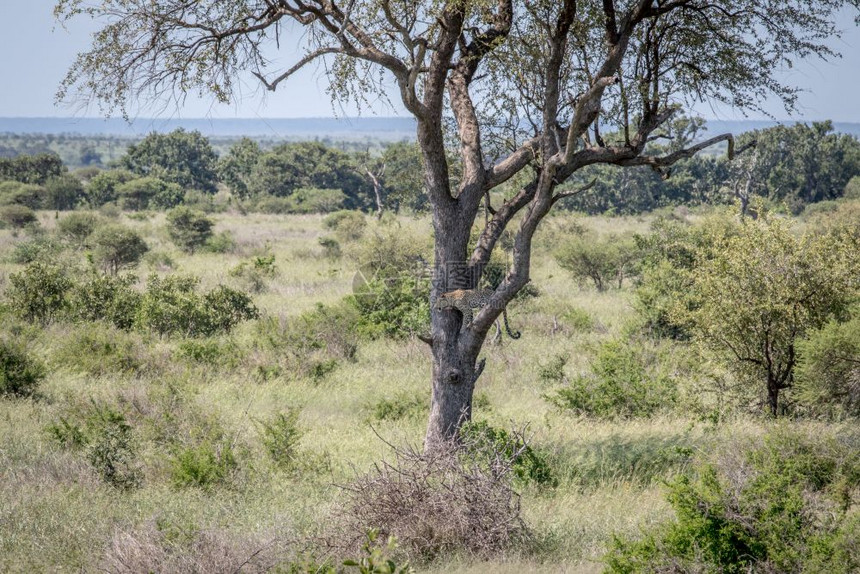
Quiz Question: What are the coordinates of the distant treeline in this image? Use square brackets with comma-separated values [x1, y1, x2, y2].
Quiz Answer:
[0, 120, 858, 217]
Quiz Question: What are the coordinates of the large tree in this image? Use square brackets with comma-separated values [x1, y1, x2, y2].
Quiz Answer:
[120, 129, 219, 194]
[56, 0, 860, 448]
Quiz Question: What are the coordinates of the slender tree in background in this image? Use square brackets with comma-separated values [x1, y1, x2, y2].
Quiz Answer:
[56, 0, 860, 449]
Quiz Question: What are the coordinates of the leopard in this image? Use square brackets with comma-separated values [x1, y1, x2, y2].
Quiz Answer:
[434, 288, 521, 339]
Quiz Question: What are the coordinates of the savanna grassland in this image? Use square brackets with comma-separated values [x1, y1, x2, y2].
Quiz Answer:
[3, 205, 857, 573]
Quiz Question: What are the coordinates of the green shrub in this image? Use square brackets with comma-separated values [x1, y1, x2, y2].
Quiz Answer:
[252, 196, 293, 214]
[554, 233, 640, 291]
[86, 169, 136, 207]
[0, 204, 38, 228]
[85, 408, 141, 489]
[136, 275, 206, 337]
[143, 250, 175, 271]
[678, 214, 860, 415]
[606, 428, 860, 573]
[323, 210, 367, 241]
[844, 175, 860, 200]
[228, 253, 277, 292]
[318, 236, 341, 259]
[166, 207, 214, 253]
[202, 285, 259, 334]
[6, 261, 72, 324]
[182, 189, 226, 213]
[53, 325, 144, 376]
[342, 530, 413, 573]
[286, 187, 347, 213]
[369, 392, 427, 422]
[68, 272, 141, 329]
[136, 275, 257, 337]
[0, 339, 45, 398]
[47, 402, 141, 489]
[0, 181, 48, 209]
[170, 440, 237, 489]
[255, 301, 360, 380]
[92, 224, 149, 274]
[347, 229, 431, 339]
[546, 337, 678, 419]
[634, 259, 695, 340]
[56, 211, 101, 248]
[116, 176, 183, 210]
[9, 236, 63, 264]
[560, 306, 594, 332]
[538, 353, 569, 384]
[257, 408, 303, 468]
[796, 313, 860, 417]
[632, 215, 738, 339]
[45, 174, 85, 210]
[176, 338, 241, 367]
[201, 230, 235, 253]
[460, 421, 557, 487]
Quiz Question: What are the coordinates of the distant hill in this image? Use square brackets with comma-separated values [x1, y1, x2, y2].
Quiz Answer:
[0, 116, 858, 139]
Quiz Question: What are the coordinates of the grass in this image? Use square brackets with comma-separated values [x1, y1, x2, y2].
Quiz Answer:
[0, 208, 838, 572]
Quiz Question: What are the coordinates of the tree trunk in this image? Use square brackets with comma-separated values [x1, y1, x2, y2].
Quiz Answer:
[767, 381, 780, 417]
[425, 343, 479, 449]
[423, 199, 484, 450]
[365, 167, 385, 220]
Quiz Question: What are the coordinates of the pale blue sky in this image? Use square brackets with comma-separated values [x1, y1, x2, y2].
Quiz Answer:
[1, 3, 858, 121]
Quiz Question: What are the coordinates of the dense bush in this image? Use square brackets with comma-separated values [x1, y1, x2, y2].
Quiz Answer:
[116, 176, 183, 210]
[0, 339, 45, 398]
[44, 174, 85, 210]
[120, 129, 219, 194]
[85, 409, 142, 489]
[546, 337, 678, 419]
[460, 421, 557, 488]
[56, 211, 101, 248]
[796, 312, 860, 417]
[86, 169, 136, 207]
[136, 275, 257, 338]
[0, 181, 48, 210]
[845, 175, 860, 200]
[285, 187, 347, 213]
[632, 214, 737, 339]
[170, 440, 237, 489]
[0, 152, 64, 185]
[68, 273, 141, 329]
[554, 233, 640, 291]
[348, 228, 432, 339]
[9, 236, 63, 264]
[679, 214, 860, 415]
[53, 325, 145, 376]
[47, 402, 141, 489]
[255, 302, 360, 381]
[202, 285, 259, 334]
[6, 261, 73, 324]
[256, 408, 303, 469]
[228, 253, 277, 293]
[606, 428, 860, 573]
[0, 204, 38, 228]
[323, 210, 367, 241]
[369, 392, 427, 422]
[166, 207, 213, 254]
[247, 141, 369, 209]
[92, 224, 149, 274]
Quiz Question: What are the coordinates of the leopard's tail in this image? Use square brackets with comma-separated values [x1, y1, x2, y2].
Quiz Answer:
[502, 307, 521, 339]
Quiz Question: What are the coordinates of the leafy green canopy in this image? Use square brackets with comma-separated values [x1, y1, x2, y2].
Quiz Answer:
[120, 129, 218, 194]
[676, 213, 860, 414]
